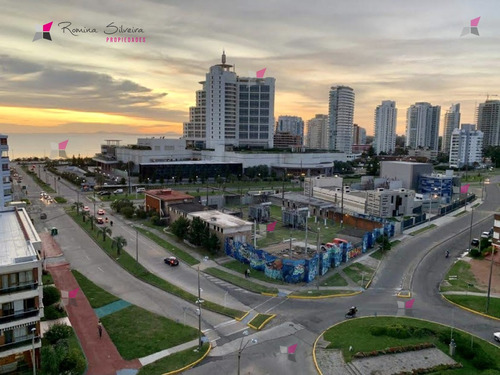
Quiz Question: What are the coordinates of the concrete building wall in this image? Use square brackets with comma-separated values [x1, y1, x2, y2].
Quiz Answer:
[380, 161, 433, 190]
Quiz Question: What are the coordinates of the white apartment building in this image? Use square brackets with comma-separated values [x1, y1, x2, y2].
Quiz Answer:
[276, 116, 304, 140]
[313, 187, 367, 215]
[442, 103, 461, 153]
[1, 135, 11, 209]
[366, 188, 415, 218]
[183, 52, 275, 150]
[0, 207, 43, 373]
[304, 175, 343, 197]
[477, 100, 500, 148]
[328, 86, 355, 153]
[306, 114, 329, 149]
[374, 101, 397, 154]
[449, 128, 483, 168]
[406, 102, 441, 151]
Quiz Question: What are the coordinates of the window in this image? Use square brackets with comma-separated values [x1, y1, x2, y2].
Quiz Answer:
[250, 93, 260, 100]
[250, 86, 259, 92]
[260, 101, 269, 109]
[261, 93, 270, 100]
[261, 85, 270, 92]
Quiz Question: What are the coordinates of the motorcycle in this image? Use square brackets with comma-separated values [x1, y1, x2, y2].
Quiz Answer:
[345, 307, 358, 319]
[445, 251, 449, 258]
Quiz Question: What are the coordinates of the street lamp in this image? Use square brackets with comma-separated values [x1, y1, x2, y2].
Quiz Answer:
[237, 338, 258, 375]
[486, 240, 496, 313]
[31, 327, 36, 375]
[196, 266, 203, 350]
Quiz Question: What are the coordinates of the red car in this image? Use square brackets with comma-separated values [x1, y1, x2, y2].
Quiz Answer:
[164, 256, 179, 267]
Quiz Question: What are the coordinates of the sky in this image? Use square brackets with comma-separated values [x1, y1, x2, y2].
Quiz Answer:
[1, 0, 500, 137]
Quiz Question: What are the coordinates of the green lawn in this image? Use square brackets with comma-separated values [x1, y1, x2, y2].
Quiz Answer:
[454, 210, 468, 218]
[248, 313, 274, 329]
[54, 196, 67, 203]
[321, 272, 348, 287]
[440, 260, 484, 293]
[322, 316, 500, 374]
[67, 210, 245, 319]
[445, 295, 500, 319]
[42, 272, 54, 285]
[21, 167, 56, 193]
[221, 260, 286, 285]
[203, 267, 278, 294]
[370, 250, 384, 260]
[72, 270, 119, 308]
[99, 193, 145, 201]
[343, 263, 375, 287]
[135, 226, 200, 265]
[137, 343, 209, 375]
[102, 305, 199, 360]
[41, 324, 86, 374]
[409, 224, 437, 236]
[289, 289, 355, 297]
[390, 240, 401, 247]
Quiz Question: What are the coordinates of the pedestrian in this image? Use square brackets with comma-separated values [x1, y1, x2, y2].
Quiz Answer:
[246, 268, 251, 278]
[110, 220, 113, 227]
[98, 320, 103, 338]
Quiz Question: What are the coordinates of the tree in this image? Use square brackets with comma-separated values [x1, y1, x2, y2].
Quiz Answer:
[170, 217, 190, 240]
[100, 226, 112, 242]
[188, 217, 207, 246]
[121, 206, 135, 219]
[204, 232, 221, 254]
[72, 202, 83, 214]
[376, 234, 391, 254]
[112, 236, 127, 256]
[110, 198, 134, 213]
[366, 157, 380, 176]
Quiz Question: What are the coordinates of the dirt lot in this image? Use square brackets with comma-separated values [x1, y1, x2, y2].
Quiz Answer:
[468, 251, 500, 293]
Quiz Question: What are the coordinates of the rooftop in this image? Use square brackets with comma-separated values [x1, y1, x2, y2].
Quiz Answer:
[169, 202, 207, 213]
[140, 160, 242, 166]
[0, 208, 39, 266]
[146, 189, 194, 201]
[271, 192, 335, 208]
[189, 210, 252, 229]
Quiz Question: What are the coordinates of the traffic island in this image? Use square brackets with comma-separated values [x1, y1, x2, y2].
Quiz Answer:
[247, 313, 276, 330]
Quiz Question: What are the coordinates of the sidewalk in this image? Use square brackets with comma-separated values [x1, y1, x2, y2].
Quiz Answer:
[47, 263, 141, 375]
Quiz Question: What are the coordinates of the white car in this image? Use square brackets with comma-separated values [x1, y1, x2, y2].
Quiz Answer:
[136, 187, 146, 193]
[494, 332, 500, 342]
[114, 189, 124, 194]
[83, 206, 90, 212]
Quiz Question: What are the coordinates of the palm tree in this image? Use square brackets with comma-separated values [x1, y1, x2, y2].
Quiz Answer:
[100, 226, 112, 242]
[72, 202, 84, 214]
[112, 236, 127, 256]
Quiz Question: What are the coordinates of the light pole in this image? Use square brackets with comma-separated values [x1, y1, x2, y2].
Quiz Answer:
[31, 327, 36, 375]
[486, 241, 496, 313]
[237, 338, 258, 375]
[340, 179, 344, 229]
[196, 266, 203, 350]
[316, 227, 320, 290]
[468, 207, 474, 251]
[136, 228, 139, 262]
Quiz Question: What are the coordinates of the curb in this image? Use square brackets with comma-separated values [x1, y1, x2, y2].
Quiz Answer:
[247, 314, 276, 330]
[397, 291, 412, 298]
[163, 342, 212, 375]
[441, 294, 500, 322]
[235, 311, 250, 322]
[261, 292, 279, 297]
[287, 291, 362, 299]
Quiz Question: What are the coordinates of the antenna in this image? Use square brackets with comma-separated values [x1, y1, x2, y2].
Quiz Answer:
[486, 93, 498, 101]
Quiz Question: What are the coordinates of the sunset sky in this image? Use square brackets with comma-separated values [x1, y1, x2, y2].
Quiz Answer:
[1, 0, 500, 137]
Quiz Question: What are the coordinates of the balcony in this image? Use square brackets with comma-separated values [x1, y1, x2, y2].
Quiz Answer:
[0, 309, 39, 324]
[0, 335, 40, 354]
[0, 283, 38, 296]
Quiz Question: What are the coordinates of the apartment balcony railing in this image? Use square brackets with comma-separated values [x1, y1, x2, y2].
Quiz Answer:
[0, 308, 39, 324]
[0, 336, 40, 353]
[0, 283, 38, 296]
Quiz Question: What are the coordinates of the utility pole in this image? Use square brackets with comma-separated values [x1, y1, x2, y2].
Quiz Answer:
[468, 207, 474, 251]
[486, 243, 496, 313]
[340, 179, 344, 229]
[316, 228, 320, 290]
[197, 266, 202, 350]
[304, 215, 308, 255]
[136, 228, 139, 262]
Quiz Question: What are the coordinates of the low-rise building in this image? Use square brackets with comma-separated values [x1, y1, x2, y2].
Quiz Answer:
[304, 175, 343, 197]
[312, 188, 367, 215]
[418, 172, 454, 204]
[493, 213, 500, 249]
[167, 202, 207, 223]
[145, 189, 195, 217]
[268, 192, 334, 219]
[366, 188, 415, 218]
[380, 161, 433, 190]
[0, 207, 42, 373]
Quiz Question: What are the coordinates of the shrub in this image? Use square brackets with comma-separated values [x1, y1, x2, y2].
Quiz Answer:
[470, 248, 481, 257]
[59, 348, 86, 374]
[44, 305, 66, 320]
[43, 286, 61, 306]
[369, 326, 387, 336]
[54, 197, 67, 203]
[121, 206, 135, 219]
[44, 324, 72, 345]
[386, 324, 411, 339]
[471, 350, 496, 370]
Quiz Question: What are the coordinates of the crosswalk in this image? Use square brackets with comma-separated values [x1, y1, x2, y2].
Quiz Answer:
[204, 274, 252, 294]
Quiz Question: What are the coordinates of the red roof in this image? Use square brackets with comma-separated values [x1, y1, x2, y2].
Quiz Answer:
[145, 189, 194, 201]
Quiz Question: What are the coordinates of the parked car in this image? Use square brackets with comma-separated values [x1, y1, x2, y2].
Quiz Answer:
[136, 187, 146, 193]
[113, 189, 124, 194]
[164, 256, 179, 267]
[99, 191, 111, 196]
[83, 206, 90, 212]
[40, 213, 47, 220]
[494, 332, 500, 342]
[481, 232, 491, 239]
[471, 238, 480, 247]
[97, 217, 104, 224]
[97, 209, 105, 215]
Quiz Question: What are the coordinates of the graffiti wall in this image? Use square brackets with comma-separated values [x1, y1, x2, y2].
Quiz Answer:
[224, 222, 395, 284]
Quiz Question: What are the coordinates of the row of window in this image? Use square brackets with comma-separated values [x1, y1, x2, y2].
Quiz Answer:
[239, 117, 270, 124]
[240, 133, 269, 139]
[239, 101, 270, 109]
[240, 85, 271, 92]
[239, 93, 270, 100]
[239, 125, 269, 132]
[1, 271, 35, 290]
[240, 109, 269, 116]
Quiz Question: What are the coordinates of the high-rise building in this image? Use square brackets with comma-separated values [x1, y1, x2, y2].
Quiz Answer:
[183, 52, 275, 150]
[328, 86, 355, 153]
[353, 124, 366, 145]
[449, 128, 483, 168]
[374, 101, 397, 154]
[477, 100, 500, 148]
[306, 114, 328, 149]
[461, 123, 475, 132]
[276, 116, 304, 145]
[405, 102, 441, 151]
[1, 134, 11, 208]
[442, 103, 461, 153]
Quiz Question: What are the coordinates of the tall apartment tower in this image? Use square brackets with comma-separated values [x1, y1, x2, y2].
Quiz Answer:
[183, 52, 275, 150]
[374, 101, 397, 154]
[328, 86, 355, 153]
[442, 103, 461, 153]
[449, 128, 483, 168]
[405, 102, 441, 151]
[276, 116, 304, 144]
[477, 100, 500, 148]
[306, 114, 329, 149]
[353, 124, 366, 145]
[1, 134, 12, 208]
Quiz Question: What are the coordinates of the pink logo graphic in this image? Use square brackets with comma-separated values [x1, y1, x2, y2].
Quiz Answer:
[68, 288, 79, 299]
[287, 344, 297, 354]
[405, 298, 415, 309]
[461, 17, 480, 36]
[33, 22, 53, 42]
[256, 68, 266, 78]
[266, 221, 277, 232]
[50, 139, 69, 159]
[61, 288, 79, 306]
[460, 184, 470, 194]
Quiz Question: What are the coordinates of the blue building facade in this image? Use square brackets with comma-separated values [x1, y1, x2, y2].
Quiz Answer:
[418, 174, 453, 204]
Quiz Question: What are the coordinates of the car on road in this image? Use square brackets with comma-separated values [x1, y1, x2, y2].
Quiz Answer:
[494, 332, 500, 342]
[164, 256, 179, 267]
[481, 231, 491, 239]
[97, 209, 105, 215]
[113, 189, 124, 194]
[40, 213, 47, 220]
[136, 187, 146, 193]
[83, 206, 90, 212]
[99, 191, 111, 196]
[96, 217, 104, 224]
[471, 238, 480, 247]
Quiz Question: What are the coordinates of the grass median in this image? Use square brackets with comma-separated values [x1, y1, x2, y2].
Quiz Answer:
[21, 166, 56, 193]
[440, 260, 483, 293]
[72, 270, 119, 308]
[321, 272, 348, 287]
[289, 289, 356, 297]
[343, 262, 375, 287]
[322, 316, 500, 373]
[67, 210, 245, 320]
[248, 313, 275, 330]
[409, 224, 437, 236]
[445, 294, 500, 319]
[203, 267, 278, 294]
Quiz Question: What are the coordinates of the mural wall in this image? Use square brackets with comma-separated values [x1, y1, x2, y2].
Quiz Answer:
[224, 222, 395, 283]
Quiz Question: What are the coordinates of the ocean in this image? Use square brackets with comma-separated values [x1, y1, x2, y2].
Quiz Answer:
[5, 133, 173, 159]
